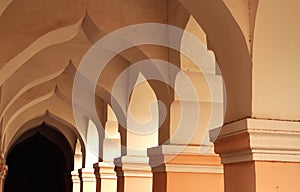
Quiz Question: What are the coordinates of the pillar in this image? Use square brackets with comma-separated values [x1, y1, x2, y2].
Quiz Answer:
[71, 170, 81, 192]
[94, 162, 117, 192]
[147, 69, 224, 192]
[79, 168, 97, 192]
[114, 156, 152, 192]
[212, 118, 300, 192]
[72, 139, 83, 192]
[113, 75, 158, 192]
[93, 113, 121, 192]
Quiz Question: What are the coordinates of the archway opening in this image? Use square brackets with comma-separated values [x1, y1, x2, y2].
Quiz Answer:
[4, 125, 73, 192]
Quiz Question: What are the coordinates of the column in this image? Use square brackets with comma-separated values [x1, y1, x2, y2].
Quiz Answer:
[114, 156, 152, 192]
[93, 110, 120, 192]
[79, 168, 97, 192]
[94, 162, 117, 192]
[148, 70, 225, 192]
[79, 120, 99, 192]
[71, 170, 81, 192]
[212, 118, 300, 192]
[114, 75, 158, 192]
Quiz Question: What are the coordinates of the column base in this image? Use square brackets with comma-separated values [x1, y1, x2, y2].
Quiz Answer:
[94, 162, 117, 192]
[115, 155, 152, 192]
[148, 145, 224, 192]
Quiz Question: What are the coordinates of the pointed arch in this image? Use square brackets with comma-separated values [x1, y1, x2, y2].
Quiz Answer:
[4, 112, 85, 160]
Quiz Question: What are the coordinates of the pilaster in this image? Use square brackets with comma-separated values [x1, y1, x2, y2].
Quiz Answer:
[212, 118, 300, 192]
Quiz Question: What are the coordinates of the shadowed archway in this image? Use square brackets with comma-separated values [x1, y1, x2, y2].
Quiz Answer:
[4, 124, 74, 192]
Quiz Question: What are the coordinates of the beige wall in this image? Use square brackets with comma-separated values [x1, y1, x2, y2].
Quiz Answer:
[253, 0, 300, 120]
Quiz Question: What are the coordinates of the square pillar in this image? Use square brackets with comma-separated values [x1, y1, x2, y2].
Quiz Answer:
[212, 118, 300, 192]
[71, 170, 81, 192]
[93, 162, 117, 192]
[114, 156, 152, 192]
[79, 168, 97, 192]
[148, 145, 224, 192]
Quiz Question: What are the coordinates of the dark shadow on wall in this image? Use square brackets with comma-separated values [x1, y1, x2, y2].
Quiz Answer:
[4, 125, 73, 192]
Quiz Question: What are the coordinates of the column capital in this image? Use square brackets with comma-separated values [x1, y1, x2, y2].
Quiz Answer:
[93, 162, 117, 192]
[148, 145, 224, 192]
[211, 118, 300, 164]
[148, 145, 223, 174]
[93, 162, 117, 179]
[114, 156, 152, 177]
[78, 168, 97, 182]
[114, 155, 153, 192]
[71, 170, 80, 181]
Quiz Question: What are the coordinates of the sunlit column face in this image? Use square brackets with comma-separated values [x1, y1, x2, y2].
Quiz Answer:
[181, 16, 208, 72]
[74, 139, 83, 169]
[127, 74, 159, 156]
[102, 105, 121, 162]
[86, 120, 99, 166]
